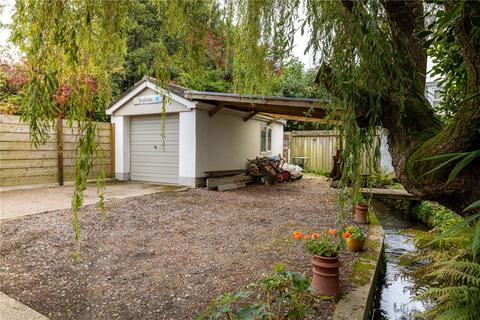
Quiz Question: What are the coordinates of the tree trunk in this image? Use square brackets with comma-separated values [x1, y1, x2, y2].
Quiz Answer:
[380, 0, 480, 214]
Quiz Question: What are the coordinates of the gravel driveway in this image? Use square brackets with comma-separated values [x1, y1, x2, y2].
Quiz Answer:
[0, 176, 356, 319]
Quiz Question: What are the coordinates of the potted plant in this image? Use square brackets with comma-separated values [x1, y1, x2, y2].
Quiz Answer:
[292, 229, 341, 297]
[342, 225, 366, 252]
[353, 194, 369, 224]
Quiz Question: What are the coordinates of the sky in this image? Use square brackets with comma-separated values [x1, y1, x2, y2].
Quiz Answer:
[0, 1, 16, 61]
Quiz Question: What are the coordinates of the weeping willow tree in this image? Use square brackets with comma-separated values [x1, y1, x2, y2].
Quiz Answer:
[228, 0, 480, 215]
[10, 0, 479, 257]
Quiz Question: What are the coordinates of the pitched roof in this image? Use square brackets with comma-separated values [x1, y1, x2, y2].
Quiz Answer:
[108, 75, 329, 122]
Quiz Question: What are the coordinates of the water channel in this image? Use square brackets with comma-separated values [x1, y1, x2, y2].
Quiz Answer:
[371, 200, 429, 319]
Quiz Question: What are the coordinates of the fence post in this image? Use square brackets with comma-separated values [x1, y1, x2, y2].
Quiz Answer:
[111, 123, 115, 179]
[56, 116, 64, 186]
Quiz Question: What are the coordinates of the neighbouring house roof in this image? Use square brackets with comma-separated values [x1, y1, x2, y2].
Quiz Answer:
[107, 76, 329, 122]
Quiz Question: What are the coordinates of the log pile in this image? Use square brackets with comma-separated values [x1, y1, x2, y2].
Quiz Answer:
[205, 156, 303, 191]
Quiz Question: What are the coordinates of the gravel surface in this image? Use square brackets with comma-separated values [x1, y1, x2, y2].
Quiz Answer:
[0, 176, 358, 319]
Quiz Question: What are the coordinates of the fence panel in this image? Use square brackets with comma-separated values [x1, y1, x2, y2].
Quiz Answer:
[0, 115, 112, 187]
[288, 130, 378, 174]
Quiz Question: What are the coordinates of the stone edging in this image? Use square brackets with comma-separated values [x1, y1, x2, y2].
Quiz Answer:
[0, 291, 49, 320]
[332, 214, 385, 320]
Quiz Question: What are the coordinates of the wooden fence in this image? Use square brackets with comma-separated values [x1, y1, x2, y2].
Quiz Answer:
[285, 130, 378, 174]
[0, 115, 113, 187]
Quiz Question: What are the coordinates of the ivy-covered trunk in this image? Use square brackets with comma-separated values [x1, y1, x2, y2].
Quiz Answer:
[380, 0, 480, 215]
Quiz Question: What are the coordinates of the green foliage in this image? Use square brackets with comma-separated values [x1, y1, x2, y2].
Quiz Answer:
[416, 201, 463, 232]
[345, 225, 366, 241]
[272, 58, 319, 99]
[423, 150, 480, 185]
[197, 264, 316, 320]
[367, 169, 396, 188]
[389, 182, 405, 190]
[422, 2, 469, 122]
[115, 0, 232, 94]
[416, 259, 480, 320]
[229, 0, 299, 95]
[0, 55, 27, 115]
[305, 237, 339, 257]
[11, 0, 130, 259]
[304, 169, 329, 177]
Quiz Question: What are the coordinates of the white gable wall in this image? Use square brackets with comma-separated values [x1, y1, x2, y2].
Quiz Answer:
[114, 87, 189, 116]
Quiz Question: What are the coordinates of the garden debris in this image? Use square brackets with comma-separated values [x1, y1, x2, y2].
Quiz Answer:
[247, 155, 303, 185]
[206, 173, 255, 190]
[205, 156, 302, 191]
[204, 169, 245, 178]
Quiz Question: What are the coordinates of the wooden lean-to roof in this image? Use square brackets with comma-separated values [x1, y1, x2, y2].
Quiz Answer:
[109, 76, 331, 123]
[183, 90, 328, 122]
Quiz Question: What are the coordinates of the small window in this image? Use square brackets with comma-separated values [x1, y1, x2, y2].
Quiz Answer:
[260, 126, 272, 152]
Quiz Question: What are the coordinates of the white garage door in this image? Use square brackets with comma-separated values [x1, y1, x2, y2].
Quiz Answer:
[130, 114, 179, 184]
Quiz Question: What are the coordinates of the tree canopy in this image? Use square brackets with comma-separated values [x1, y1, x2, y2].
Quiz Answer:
[8, 0, 480, 256]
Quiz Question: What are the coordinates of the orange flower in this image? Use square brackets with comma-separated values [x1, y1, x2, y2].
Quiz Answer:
[303, 235, 311, 241]
[327, 228, 337, 236]
[311, 232, 321, 239]
[342, 231, 351, 239]
[292, 231, 304, 240]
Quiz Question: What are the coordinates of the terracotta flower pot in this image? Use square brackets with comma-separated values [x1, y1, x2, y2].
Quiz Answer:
[346, 238, 365, 252]
[354, 203, 368, 224]
[311, 255, 340, 297]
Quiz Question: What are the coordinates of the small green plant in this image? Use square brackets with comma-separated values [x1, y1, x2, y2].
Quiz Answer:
[389, 182, 404, 190]
[415, 201, 462, 231]
[292, 229, 341, 257]
[353, 194, 366, 205]
[367, 169, 396, 188]
[342, 225, 366, 241]
[197, 264, 316, 320]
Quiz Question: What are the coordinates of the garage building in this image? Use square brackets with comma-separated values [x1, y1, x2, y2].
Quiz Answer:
[107, 76, 323, 186]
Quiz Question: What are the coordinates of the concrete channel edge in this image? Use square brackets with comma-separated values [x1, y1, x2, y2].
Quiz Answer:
[332, 212, 385, 320]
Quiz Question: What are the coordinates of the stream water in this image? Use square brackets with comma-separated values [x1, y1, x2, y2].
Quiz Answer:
[371, 200, 428, 320]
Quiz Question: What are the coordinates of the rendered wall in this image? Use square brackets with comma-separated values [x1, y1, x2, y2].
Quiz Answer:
[195, 108, 284, 177]
[111, 115, 130, 180]
[178, 110, 197, 186]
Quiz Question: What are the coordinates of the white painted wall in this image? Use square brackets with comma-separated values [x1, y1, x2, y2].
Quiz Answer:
[195, 108, 284, 177]
[271, 122, 284, 156]
[111, 115, 130, 180]
[179, 110, 197, 186]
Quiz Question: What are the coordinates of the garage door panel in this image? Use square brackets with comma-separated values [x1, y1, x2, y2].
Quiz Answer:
[130, 114, 179, 184]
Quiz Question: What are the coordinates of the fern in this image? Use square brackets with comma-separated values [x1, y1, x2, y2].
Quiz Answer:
[437, 305, 480, 320]
[416, 259, 480, 320]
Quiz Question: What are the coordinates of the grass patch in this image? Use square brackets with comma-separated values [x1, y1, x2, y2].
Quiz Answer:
[304, 169, 330, 177]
